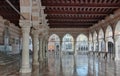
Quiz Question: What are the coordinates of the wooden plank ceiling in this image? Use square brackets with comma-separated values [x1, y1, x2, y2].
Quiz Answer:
[0, 0, 120, 28]
[42, 0, 120, 28]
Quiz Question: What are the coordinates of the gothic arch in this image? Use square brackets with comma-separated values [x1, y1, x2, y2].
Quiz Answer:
[76, 34, 88, 54]
[115, 21, 120, 36]
[105, 25, 114, 53]
[114, 21, 120, 60]
[93, 31, 98, 51]
[48, 34, 60, 53]
[89, 33, 93, 51]
[98, 29, 105, 51]
[62, 34, 74, 53]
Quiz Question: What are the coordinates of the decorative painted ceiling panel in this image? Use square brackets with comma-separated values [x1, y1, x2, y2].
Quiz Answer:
[42, 0, 120, 28]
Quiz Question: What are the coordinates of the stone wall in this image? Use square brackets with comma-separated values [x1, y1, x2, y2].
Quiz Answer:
[0, 16, 21, 54]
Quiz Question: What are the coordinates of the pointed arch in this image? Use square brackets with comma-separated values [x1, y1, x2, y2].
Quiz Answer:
[48, 34, 60, 53]
[76, 34, 88, 42]
[99, 29, 104, 39]
[105, 25, 113, 38]
[93, 31, 97, 40]
[76, 34, 88, 53]
[89, 33, 93, 51]
[93, 31, 98, 51]
[115, 21, 120, 36]
[98, 29, 105, 51]
[62, 34, 74, 52]
[48, 34, 60, 42]
[89, 33, 92, 41]
[105, 25, 114, 52]
[62, 34, 74, 42]
[115, 21, 120, 60]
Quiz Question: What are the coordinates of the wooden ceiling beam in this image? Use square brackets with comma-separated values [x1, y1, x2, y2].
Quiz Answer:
[42, 3, 120, 7]
[50, 23, 94, 25]
[44, 11, 110, 14]
[46, 16, 105, 19]
[48, 18, 100, 20]
[48, 21, 97, 24]
[49, 25, 91, 28]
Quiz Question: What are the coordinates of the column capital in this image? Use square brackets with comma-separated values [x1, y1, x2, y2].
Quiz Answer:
[19, 20, 31, 34]
[31, 29, 40, 38]
[19, 20, 32, 28]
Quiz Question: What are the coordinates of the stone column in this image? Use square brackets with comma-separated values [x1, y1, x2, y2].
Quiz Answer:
[74, 41, 77, 55]
[46, 40, 48, 52]
[105, 40, 108, 52]
[39, 35, 43, 61]
[44, 39, 48, 57]
[99, 40, 101, 52]
[115, 36, 120, 61]
[19, 20, 31, 73]
[42, 38, 46, 59]
[45, 36, 48, 58]
[88, 41, 90, 51]
[60, 41, 62, 55]
[32, 30, 39, 65]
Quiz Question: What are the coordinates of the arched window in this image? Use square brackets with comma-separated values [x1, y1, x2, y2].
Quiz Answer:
[105, 25, 113, 38]
[105, 25, 114, 53]
[115, 21, 120, 36]
[115, 21, 120, 60]
[93, 31, 98, 51]
[62, 34, 74, 52]
[98, 29, 105, 51]
[89, 33, 93, 51]
[48, 34, 60, 52]
[76, 34, 88, 52]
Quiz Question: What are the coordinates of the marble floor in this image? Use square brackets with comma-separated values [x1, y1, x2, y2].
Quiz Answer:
[1, 54, 120, 76]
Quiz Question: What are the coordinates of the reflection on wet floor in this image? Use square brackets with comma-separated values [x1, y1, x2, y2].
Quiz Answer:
[1, 54, 120, 76]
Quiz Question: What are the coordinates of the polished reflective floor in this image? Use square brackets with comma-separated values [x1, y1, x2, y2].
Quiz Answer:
[1, 53, 120, 76]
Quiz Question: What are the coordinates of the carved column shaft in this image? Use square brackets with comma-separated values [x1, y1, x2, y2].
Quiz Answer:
[19, 21, 31, 73]
[32, 30, 39, 65]
[39, 35, 43, 61]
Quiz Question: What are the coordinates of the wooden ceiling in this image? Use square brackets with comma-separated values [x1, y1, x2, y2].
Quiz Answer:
[42, 0, 120, 28]
[0, 0, 20, 26]
[0, 0, 119, 28]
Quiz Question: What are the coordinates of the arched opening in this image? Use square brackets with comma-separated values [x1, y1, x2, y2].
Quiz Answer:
[89, 33, 93, 51]
[108, 42, 114, 53]
[98, 29, 105, 51]
[115, 21, 120, 60]
[93, 31, 98, 51]
[76, 34, 88, 54]
[48, 34, 60, 54]
[62, 34, 74, 54]
[105, 25, 114, 53]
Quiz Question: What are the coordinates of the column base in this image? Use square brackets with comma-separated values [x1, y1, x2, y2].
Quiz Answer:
[20, 66, 31, 73]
